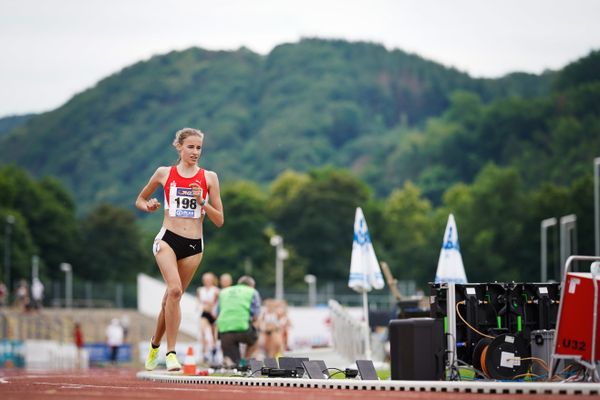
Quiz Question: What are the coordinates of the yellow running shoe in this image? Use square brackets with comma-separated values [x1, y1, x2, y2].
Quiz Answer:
[165, 352, 182, 372]
[145, 347, 159, 371]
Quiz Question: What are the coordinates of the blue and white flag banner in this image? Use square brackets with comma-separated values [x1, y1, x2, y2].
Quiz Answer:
[434, 213, 468, 284]
[348, 207, 385, 293]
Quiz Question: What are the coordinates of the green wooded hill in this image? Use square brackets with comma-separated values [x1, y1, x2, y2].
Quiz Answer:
[0, 114, 33, 139]
[0, 39, 556, 211]
[1, 39, 599, 288]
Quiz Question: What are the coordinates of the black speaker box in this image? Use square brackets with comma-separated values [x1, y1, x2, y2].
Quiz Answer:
[389, 317, 445, 380]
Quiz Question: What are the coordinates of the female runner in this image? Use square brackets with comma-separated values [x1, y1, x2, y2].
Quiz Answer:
[136, 127, 224, 371]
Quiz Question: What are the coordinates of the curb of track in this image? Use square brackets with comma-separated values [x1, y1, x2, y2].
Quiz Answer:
[137, 371, 600, 395]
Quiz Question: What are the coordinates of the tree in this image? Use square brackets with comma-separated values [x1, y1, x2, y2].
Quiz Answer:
[78, 204, 150, 282]
[441, 164, 529, 282]
[0, 166, 80, 281]
[267, 170, 310, 219]
[29, 178, 80, 279]
[553, 50, 600, 91]
[381, 181, 436, 285]
[272, 167, 371, 280]
[201, 180, 274, 286]
[0, 210, 38, 291]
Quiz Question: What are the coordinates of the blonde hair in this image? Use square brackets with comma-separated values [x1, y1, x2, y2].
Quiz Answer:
[202, 272, 217, 286]
[173, 127, 204, 148]
[173, 128, 204, 162]
[220, 273, 233, 288]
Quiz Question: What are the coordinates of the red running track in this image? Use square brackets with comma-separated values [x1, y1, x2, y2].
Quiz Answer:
[0, 368, 589, 400]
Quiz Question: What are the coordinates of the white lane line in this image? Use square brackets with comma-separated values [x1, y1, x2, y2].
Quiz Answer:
[34, 381, 295, 396]
[31, 381, 308, 398]
[0, 378, 9, 384]
[34, 382, 132, 390]
[33, 382, 248, 392]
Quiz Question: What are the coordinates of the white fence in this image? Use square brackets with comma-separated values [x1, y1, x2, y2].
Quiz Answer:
[328, 299, 371, 362]
[24, 339, 88, 369]
[328, 299, 388, 363]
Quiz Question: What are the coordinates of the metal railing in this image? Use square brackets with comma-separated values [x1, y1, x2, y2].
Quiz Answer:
[328, 299, 370, 362]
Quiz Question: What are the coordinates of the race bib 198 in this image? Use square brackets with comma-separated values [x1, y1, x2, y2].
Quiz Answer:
[169, 186, 201, 218]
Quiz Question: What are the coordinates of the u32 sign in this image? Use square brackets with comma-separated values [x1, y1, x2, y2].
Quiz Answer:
[561, 338, 586, 352]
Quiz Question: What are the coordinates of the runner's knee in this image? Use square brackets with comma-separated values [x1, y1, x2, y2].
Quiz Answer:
[167, 285, 183, 301]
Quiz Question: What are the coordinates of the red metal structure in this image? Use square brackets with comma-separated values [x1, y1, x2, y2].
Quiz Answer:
[551, 256, 600, 381]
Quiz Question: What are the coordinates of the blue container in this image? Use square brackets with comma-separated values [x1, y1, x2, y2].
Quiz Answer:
[84, 343, 132, 363]
[0, 339, 25, 368]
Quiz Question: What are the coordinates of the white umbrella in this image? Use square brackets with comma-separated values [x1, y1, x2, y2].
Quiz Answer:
[348, 207, 384, 359]
[434, 214, 468, 284]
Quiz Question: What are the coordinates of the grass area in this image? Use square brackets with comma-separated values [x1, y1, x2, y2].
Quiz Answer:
[377, 369, 390, 380]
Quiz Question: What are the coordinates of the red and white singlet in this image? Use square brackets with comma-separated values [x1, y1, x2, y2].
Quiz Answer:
[163, 166, 208, 219]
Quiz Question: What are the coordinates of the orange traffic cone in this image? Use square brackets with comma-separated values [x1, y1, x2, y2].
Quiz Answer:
[182, 346, 197, 375]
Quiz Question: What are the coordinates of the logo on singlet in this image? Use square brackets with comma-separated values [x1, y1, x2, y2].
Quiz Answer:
[176, 209, 195, 217]
[176, 188, 193, 196]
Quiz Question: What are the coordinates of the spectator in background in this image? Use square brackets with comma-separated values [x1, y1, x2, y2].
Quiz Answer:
[219, 273, 232, 289]
[0, 281, 7, 307]
[106, 318, 124, 365]
[31, 277, 44, 310]
[197, 272, 219, 364]
[216, 275, 261, 366]
[74, 322, 85, 368]
[74, 322, 84, 348]
[277, 301, 291, 351]
[120, 315, 130, 342]
[258, 299, 284, 358]
[14, 279, 30, 312]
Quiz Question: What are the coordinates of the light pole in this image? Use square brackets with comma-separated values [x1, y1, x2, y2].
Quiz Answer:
[60, 262, 72, 308]
[559, 214, 577, 278]
[270, 235, 288, 300]
[594, 157, 600, 256]
[540, 217, 557, 282]
[31, 255, 39, 281]
[4, 215, 15, 296]
[304, 274, 317, 307]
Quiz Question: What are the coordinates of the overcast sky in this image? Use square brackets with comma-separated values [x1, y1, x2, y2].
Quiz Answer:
[1, 0, 599, 117]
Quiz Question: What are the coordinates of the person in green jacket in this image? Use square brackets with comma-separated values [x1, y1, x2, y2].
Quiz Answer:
[216, 275, 261, 366]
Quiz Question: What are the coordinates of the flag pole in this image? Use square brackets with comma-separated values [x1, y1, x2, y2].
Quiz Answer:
[362, 290, 372, 360]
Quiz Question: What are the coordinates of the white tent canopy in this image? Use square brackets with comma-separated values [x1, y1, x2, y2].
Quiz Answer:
[348, 207, 384, 292]
[434, 213, 468, 284]
[348, 207, 384, 360]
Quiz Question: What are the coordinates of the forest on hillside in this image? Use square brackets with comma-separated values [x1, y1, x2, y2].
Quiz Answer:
[0, 39, 556, 210]
[0, 159, 595, 294]
[0, 40, 598, 293]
